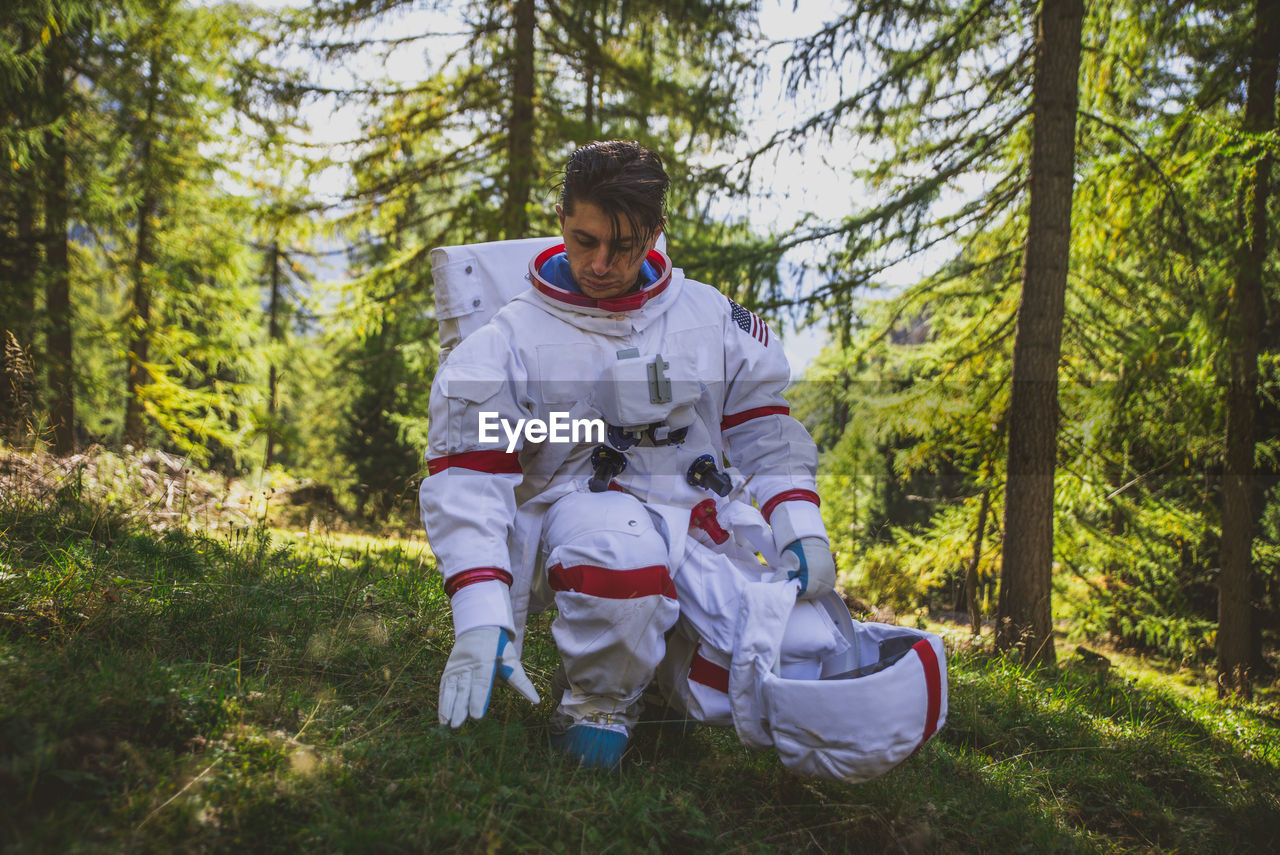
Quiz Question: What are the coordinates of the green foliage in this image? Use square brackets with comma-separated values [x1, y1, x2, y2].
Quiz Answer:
[337, 316, 428, 519]
[787, 0, 1280, 670]
[96, 1, 274, 464]
[3, 0, 326, 475]
[777, 0, 1043, 633]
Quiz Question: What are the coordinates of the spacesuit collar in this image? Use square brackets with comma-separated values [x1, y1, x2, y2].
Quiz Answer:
[529, 244, 672, 314]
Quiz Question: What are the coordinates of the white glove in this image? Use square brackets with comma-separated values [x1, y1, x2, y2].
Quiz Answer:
[438, 625, 540, 728]
[772, 537, 836, 600]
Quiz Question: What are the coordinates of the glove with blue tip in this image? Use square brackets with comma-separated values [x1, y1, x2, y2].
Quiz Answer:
[439, 625, 540, 728]
[772, 536, 836, 600]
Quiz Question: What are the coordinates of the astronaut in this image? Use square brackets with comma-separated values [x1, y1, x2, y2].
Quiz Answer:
[420, 140, 843, 770]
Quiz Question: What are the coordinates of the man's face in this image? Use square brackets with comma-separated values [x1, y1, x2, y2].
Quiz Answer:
[557, 200, 661, 300]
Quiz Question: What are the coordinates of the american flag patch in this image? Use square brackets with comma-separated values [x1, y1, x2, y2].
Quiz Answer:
[729, 299, 770, 346]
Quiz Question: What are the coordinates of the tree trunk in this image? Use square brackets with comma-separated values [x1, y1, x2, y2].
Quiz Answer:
[122, 177, 156, 447]
[1217, 0, 1279, 701]
[43, 32, 75, 456]
[583, 5, 596, 137]
[0, 19, 40, 440]
[502, 0, 536, 239]
[1, 178, 39, 441]
[264, 242, 283, 469]
[17, 187, 37, 324]
[966, 486, 992, 636]
[1, 25, 39, 441]
[123, 49, 162, 448]
[995, 0, 1084, 668]
[831, 303, 853, 440]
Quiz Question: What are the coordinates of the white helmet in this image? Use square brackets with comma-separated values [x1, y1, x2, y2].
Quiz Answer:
[728, 580, 948, 782]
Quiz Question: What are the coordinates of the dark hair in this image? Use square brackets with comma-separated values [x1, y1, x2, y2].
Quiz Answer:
[558, 140, 668, 262]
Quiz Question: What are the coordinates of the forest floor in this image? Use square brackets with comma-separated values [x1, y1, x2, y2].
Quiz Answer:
[2, 449, 1279, 853]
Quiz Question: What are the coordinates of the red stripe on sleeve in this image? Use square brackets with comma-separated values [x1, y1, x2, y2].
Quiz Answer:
[427, 449, 522, 475]
[759, 489, 820, 523]
[688, 645, 730, 693]
[444, 567, 514, 597]
[912, 638, 942, 746]
[720, 405, 790, 431]
[547, 563, 676, 600]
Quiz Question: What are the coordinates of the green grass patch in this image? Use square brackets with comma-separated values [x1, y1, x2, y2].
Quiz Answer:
[2, 496, 1278, 853]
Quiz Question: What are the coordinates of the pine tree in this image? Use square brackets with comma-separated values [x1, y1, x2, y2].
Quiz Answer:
[0, 1, 47, 442]
[1217, 0, 1278, 699]
[84, 0, 283, 465]
[40, 4, 95, 455]
[783, 0, 1280, 676]
[779, 1, 1086, 661]
[995, 0, 1084, 667]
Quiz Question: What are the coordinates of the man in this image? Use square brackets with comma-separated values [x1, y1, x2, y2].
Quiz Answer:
[420, 140, 840, 770]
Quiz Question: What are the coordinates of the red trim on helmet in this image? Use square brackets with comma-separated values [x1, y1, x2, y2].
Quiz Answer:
[759, 489, 820, 524]
[529, 244, 672, 312]
[444, 567, 514, 598]
[688, 644, 729, 693]
[547, 563, 676, 600]
[427, 449, 522, 475]
[913, 638, 942, 746]
[720, 405, 790, 431]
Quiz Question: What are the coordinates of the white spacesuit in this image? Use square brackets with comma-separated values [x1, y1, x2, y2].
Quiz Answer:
[421, 242, 946, 779]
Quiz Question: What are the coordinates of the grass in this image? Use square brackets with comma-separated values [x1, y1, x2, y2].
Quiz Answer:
[2, 495, 1279, 853]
